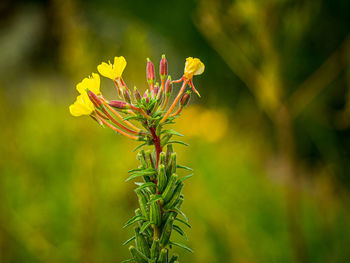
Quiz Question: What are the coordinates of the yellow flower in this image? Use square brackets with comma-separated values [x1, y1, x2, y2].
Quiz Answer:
[69, 93, 95, 117]
[184, 57, 205, 79]
[97, 56, 127, 80]
[76, 73, 101, 95]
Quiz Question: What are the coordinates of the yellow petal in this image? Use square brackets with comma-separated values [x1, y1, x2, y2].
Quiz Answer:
[76, 73, 101, 95]
[97, 62, 115, 79]
[184, 57, 205, 79]
[113, 56, 127, 78]
[69, 94, 94, 117]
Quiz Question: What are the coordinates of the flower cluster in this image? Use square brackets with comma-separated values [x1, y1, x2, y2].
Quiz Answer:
[69, 55, 204, 263]
[69, 55, 204, 141]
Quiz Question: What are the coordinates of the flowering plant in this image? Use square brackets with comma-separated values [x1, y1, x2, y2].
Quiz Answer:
[69, 54, 204, 263]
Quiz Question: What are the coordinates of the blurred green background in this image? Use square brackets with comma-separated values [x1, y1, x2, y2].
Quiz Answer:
[1, 0, 350, 262]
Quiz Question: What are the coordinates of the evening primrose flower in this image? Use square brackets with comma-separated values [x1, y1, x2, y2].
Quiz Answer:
[97, 56, 127, 80]
[69, 93, 95, 117]
[184, 57, 205, 79]
[76, 73, 101, 95]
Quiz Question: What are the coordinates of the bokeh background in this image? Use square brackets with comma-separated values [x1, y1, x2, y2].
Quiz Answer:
[1, 0, 350, 262]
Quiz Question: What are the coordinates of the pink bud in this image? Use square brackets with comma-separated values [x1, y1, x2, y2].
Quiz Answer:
[160, 54, 167, 79]
[87, 90, 102, 108]
[146, 58, 155, 84]
[133, 87, 142, 102]
[109, 100, 128, 109]
[180, 91, 191, 107]
[153, 83, 159, 98]
[122, 87, 132, 104]
[165, 76, 172, 94]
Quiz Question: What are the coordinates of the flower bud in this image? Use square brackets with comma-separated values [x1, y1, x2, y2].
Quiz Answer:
[122, 87, 132, 104]
[180, 91, 191, 107]
[150, 238, 160, 260]
[129, 246, 149, 263]
[135, 227, 151, 258]
[162, 174, 178, 203]
[163, 181, 183, 210]
[165, 76, 172, 94]
[160, 216, 174, 246]
[143, 90, 150, 103]
[146, 58, 155, 85]
[150, 195, 161, 226]
[133, 86, 142, 102]
[87, 90, 102, 108]
[109, 100, 129, 109]
[135, 189, 149, 219]
[158, 248, 168, 263]
[153, 83, 159, 97]
[160, 54, 167, 80]
[156, 85, 163, 101]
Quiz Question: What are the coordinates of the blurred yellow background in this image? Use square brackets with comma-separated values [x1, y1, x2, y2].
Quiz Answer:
[1, 0, 350, 262]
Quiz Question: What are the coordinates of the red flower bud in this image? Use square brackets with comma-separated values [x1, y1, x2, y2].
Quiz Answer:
[165, 76, 172, 94]
[153, 83, 159, 98]
[180, 91, 191, 107]
[122, 87, 132, 104]
[133, 87, 142, 102]
[87, 90, 102, 108]
[146, 58, 155, 84]
[159, 54, 167, 79]
[109, 100, 128, 109]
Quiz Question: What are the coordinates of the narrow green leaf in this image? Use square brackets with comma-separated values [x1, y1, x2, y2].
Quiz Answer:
[123, 236, 136, 246]
[175, 217, 192, 228]
[121, 259, 135, 263]
[140, 221, 152, 234]
[122, 115, 143, 121]
[123, 216, 146, 228]
[147, 195, 163, 205]
[169, 241, 193, 253]
[168, 208, 188, 222]
[173, 225, 188, 240]
[167, 141, 189, 146]
[162, 129, 184, 137]
[125, 173, 146, 182]
[136, 182, 157, 191]
[179, 174, 193, 182]
[176, 165, 193, 171]
[128, 168, 143, 173]
[133, 143, 147, 152]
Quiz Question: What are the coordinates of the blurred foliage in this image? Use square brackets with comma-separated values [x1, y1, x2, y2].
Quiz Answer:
[0, 0, 350, 262]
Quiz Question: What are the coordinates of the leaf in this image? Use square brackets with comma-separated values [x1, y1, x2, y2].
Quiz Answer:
[176, 165, 193, 171]
[169, 241, 193, 253]
[167, 141, 189, 146]
[121, 259, 135, 263]
[162, 129, 184, 137]
[139, 221, 152, 234]
[126, 169, 156, 182]
[170, 208, 188, 222]
[179, 174, 193, 182]
[147, 195, 163, 204]
[128, 168, 143, 173]
[133, 143, 147, 152]
[173, 225, 188, 240]
[136, 182, 157, 191]
[123, 236, 136, 246]
[122, 115, 143, 121]
[123, 216, 146, 228]
[175, 218, 192, 228]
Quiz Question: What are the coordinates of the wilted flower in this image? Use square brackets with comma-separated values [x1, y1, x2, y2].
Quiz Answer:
[184, 57, 205, 79]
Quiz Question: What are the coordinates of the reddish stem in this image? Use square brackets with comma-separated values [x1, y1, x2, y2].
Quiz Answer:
[149, 126, 162, 168]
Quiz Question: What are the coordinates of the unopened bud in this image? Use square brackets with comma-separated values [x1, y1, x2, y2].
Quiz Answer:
[160, 54, 167, 80]
[165, 76, 172, 94]
[146, 58, 155, 84]
[87, 90, 102, 108]
[180, 91, 191, 107]
[109, 100, 129, 109]
[156, 85, 163, 101]
[153, 83, 159, 97]
[133, 86, 142, 102]
[143, 90, 150, 103]
[122, 87, 132, 104]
